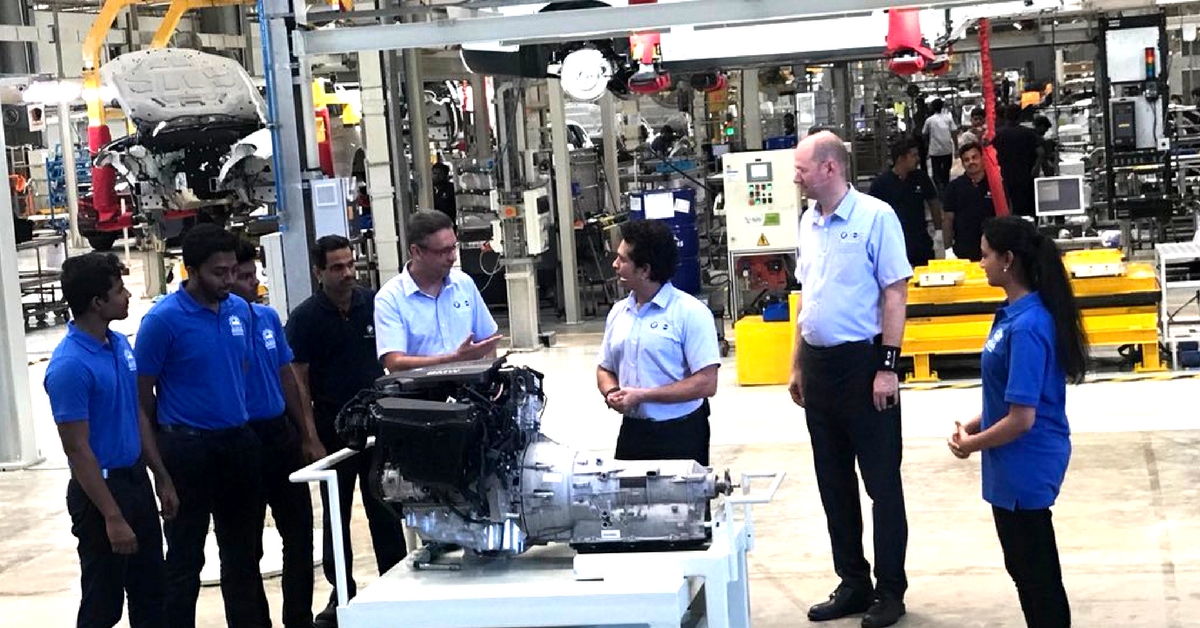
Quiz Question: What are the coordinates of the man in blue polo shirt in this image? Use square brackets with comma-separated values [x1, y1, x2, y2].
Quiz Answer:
[45, 252, 177, 628]
[135, 224, 265, 628]
[232, 239, 325, 628]
[375, 210, 502, 372]
[596, 219, 720, 466]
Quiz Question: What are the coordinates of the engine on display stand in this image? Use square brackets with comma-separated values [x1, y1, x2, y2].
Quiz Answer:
[335, 357, 735, 566]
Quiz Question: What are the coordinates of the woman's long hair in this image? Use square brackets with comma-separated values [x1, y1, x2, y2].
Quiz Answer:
[983, 217, 1090, 383]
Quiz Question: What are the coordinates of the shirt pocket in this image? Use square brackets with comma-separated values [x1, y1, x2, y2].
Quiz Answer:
[831, 238, 869, 282]
[640, 319, 683, 364]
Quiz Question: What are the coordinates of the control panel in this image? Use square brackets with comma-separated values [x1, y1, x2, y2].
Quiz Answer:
[723, 150, 801, 253]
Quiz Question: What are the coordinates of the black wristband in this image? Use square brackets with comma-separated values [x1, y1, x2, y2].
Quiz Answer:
[878, 345, 901, 372]
[603, 386, 621, 398]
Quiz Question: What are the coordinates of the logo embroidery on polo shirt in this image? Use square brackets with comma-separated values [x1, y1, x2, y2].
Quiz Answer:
[229, 315, 245, 337]
[985, 328, 1004, 353]
[839, 231, 862, 242]
[124, 348, 137, 371]
[262, 329, 277, 350]
[366, 324, 375, 338]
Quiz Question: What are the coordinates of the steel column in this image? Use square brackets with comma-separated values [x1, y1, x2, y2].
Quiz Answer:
[358, 21, 402, 281]
[404, 48, 434, 212]
[0, 120, 40, 470]
[58, 102, 84, 251]
[262, 0, 316, 308]
[384, 49, 414, 261]
[548, 79, 580, 323]
[600, 92, 620, 212]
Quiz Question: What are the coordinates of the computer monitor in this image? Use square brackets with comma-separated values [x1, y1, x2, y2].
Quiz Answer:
[1034, 176, 1087, 217]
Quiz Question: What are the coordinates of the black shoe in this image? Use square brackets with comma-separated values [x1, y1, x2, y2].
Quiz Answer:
[313, 599, 337, 628]
[861, 595, 906, 628]
[807, 584, 873, 622]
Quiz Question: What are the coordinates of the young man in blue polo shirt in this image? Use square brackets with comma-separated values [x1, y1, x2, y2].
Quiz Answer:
[232, 239, 325, 628]
[46, 252, 178, 628]
[135, 224, 265, 628]
[596, 219, 721, 466]
[375, 210, 502, 372]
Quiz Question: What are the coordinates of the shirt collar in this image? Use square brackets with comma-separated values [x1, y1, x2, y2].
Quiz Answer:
[998, 291, 1042, 320]
[828, 188, 857, 222]
[65, 322, 114, 354]
[316, 285, 368, 312]
[400, 265, 453, 297]
[176, 282, 204, 313]
[623, 282, 675, 311]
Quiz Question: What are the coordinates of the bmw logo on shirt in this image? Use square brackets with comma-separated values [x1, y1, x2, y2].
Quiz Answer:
[229, 315, 245, 337]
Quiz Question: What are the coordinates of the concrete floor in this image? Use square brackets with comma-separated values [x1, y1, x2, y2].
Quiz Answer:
[4, 251, 1200, 627]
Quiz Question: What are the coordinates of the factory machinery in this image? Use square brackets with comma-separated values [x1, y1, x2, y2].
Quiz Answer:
[904, 248, 1162, 382]
[293, 357, 783, 628]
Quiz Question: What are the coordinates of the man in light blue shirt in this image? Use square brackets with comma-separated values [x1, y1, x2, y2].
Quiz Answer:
[376, 210, 501, 372]
[789, 131, 912, 628]
[596, 220, 720, 465]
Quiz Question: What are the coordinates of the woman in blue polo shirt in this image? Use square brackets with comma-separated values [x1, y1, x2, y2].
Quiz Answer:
[947, 216, 1089, 628]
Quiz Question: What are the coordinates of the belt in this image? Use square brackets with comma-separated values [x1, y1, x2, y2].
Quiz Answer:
[101, 460, 145, 481]
[626, 399, 709, 423]
[159, 423, 248, 437]
[249, 414, 288, 425]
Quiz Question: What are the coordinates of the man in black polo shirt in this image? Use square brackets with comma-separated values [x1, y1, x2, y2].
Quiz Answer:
[941, 142, 997, 261]
[869, 137, 944, 268]
[285, 235, 405, 628]
[991, 104, 1044, 216]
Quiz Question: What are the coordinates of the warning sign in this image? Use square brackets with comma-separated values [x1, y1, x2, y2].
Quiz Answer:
[757, 233, 770, 247]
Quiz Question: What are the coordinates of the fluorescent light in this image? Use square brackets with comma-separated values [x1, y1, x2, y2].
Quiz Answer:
[21, 79, 83, 104]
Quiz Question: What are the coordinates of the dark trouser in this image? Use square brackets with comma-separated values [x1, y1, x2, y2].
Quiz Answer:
[993, 506, 1071, 628]
[904, 231, 934, 269]
[66, 462, 165, 628]
[930, 154, 953, 192]
[615, 400, 711, 466]
[248, 416, 314, 628]
[801, 339, 908, 599]
[158, 424, 265, 628]
[315, 411, 406, 604]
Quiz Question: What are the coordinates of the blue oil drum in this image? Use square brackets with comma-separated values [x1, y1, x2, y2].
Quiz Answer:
[629, 188, 701, 295]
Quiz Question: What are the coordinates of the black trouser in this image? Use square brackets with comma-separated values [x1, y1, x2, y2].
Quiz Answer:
[930, 154, 953, 193]
[993, 506, 1071, 628]
[903, 230, 934, 269]
[248, 416, 314, 628]
[615, 400, 711, 466]
[801, 339, 908, 599]
[315, 410, 406, 604]
[66, 462, 165, 628]
[158, 424, 265, 628]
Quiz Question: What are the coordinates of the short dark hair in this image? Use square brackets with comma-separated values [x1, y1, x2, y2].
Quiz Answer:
[181, 224, 238, 269]
[890, 137, 921, 163]
[311, 234, 352, 269]
[406, 210, 454, 248]
[971, 108, 985, 119]
[61, 252, 123, 317]
[620, 219, 678, 285]
[930, 98, 944, 114]
[958, 141, 983, 158]
[235, 238, 257, 265]
[1033, 115, 1052, 133]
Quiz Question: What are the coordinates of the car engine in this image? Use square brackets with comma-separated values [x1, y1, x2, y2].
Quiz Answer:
[336, 358, 732, 559]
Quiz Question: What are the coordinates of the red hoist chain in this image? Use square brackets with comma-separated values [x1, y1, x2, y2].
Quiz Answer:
[979, 18, 1011, 217]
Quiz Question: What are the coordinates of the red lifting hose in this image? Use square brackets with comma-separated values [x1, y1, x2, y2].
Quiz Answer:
[979, 18, 1011, 217]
